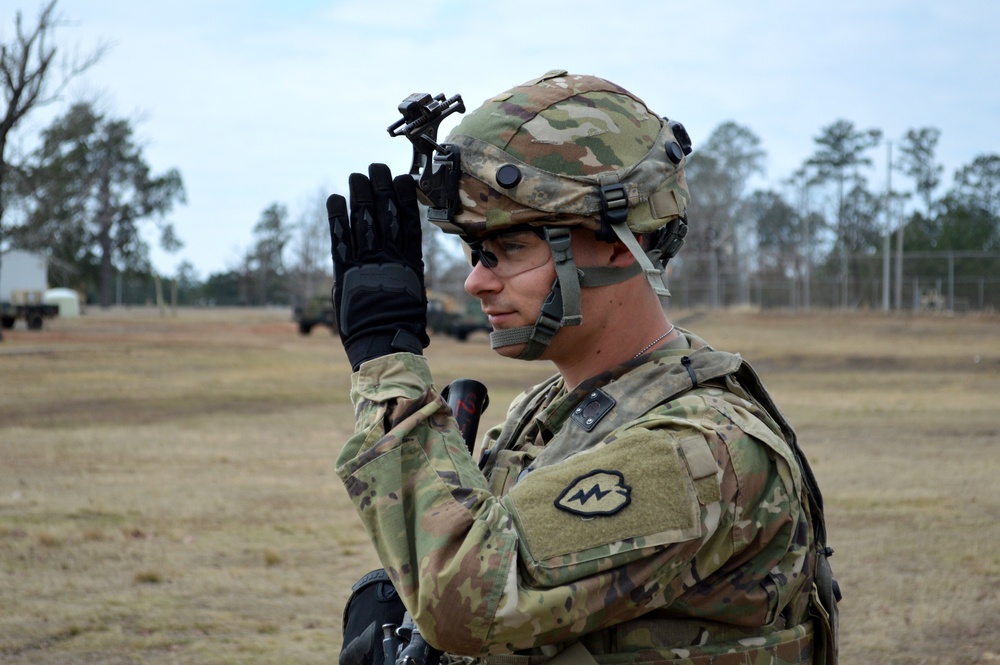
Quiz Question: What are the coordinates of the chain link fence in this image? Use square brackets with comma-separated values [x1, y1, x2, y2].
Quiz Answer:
[664, 251, 1000, 312]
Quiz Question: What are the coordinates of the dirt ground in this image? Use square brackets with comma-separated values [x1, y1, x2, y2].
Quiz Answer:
[1, 306, 998, 664]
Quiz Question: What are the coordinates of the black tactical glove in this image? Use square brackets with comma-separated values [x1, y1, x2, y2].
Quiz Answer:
[340, 569, 406, 665]
[327, 163, 429, 371]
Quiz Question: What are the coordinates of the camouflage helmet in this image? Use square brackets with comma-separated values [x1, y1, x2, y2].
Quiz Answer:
[412, 71, 692, 360]
[434, 69, 691, 243]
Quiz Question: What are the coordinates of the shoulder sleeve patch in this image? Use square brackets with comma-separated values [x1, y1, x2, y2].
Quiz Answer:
[505, 429, 702, 566]
[554, 470, 631, 516]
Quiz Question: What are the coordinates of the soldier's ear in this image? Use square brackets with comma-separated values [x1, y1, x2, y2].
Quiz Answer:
[607, 236, 639, 267]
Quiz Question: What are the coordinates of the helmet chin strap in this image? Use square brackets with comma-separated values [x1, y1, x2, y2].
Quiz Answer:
[488, 227, 579, 360]
[488, 226, 662, 361]
[607, 220, 671, 298]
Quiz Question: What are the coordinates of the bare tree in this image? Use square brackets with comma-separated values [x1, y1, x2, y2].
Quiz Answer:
[684, 122, 766, 307]
[286, 188, 332, 306]
[1, 0, 106, 337]
[248, 203, 290, 305]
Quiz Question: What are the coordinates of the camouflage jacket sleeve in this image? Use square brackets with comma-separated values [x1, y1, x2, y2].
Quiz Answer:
[336, 353, 808, 657]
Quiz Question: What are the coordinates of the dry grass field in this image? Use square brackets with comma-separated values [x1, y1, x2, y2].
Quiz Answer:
[1, 306, 998, 664]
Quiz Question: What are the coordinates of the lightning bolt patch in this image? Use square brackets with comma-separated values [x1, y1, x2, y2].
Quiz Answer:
[554, 470, 632, 517]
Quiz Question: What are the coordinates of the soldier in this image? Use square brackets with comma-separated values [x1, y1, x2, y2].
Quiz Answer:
[330, 71, 838, 665]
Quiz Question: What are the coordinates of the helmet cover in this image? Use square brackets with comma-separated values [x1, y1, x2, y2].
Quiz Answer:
[435, 70, 690, 239]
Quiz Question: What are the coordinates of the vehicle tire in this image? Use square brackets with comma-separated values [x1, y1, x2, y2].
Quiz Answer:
[27, 313, 44, 330]
[0, 316, 14, 329]
[298, 321, 314, 335]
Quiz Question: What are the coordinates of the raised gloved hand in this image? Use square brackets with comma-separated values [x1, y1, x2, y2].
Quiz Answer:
[327, 163, 429, 371]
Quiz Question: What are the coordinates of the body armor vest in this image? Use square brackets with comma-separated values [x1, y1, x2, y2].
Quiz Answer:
[481, 340, 838, 665]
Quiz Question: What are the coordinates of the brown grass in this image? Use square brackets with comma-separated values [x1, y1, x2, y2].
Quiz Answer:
[1, 306, 999, 664]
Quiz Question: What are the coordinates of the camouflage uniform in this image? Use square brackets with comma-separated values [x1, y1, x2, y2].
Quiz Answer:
[333, 70, 835, 664]
[336, 331, 821, 664]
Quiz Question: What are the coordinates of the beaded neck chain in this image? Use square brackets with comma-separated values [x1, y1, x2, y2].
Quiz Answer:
[632, 324, 676, 359]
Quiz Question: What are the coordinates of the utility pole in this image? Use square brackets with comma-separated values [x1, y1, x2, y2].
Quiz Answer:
[883, 141, 892, 312]
[894, 190, 905, 311]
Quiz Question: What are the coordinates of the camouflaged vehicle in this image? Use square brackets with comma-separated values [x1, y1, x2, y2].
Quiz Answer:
[293, 294, 337, 336]
[293, 291, 489, 341]
[426, 291, 491, 341]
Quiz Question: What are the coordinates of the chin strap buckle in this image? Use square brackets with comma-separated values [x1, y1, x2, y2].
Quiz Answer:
[598, 182, 629, 242]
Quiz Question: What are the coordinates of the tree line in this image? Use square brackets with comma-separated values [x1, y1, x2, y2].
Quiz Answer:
[0, 1, 471, 313]
[1, 1, 184, 315]
[682, 121, 999, 309]
[170, 194, 472, 309]
[185, 118, 1000, 311]
[3, 1, 998, 319]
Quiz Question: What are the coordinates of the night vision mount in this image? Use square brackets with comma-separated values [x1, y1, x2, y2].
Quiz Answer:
[388, 93, 465, 223]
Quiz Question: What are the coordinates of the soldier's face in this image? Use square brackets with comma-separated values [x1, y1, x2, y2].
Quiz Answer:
[464, 231, 556, 359]
[464, 229, 613, 360]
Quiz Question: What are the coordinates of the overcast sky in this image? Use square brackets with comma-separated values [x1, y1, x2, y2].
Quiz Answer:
[12, 0, 1000, 278]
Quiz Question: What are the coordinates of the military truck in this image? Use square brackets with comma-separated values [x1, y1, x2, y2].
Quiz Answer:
[427, 291, 491, 341]
[1, 296, 59, 331]
[1, 251, 59, 331]
[294, 290, 489, 341]
[292, 295, 337, 335]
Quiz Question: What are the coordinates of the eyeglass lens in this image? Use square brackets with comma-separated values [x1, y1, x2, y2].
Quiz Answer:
[465, 230, 551, 277]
